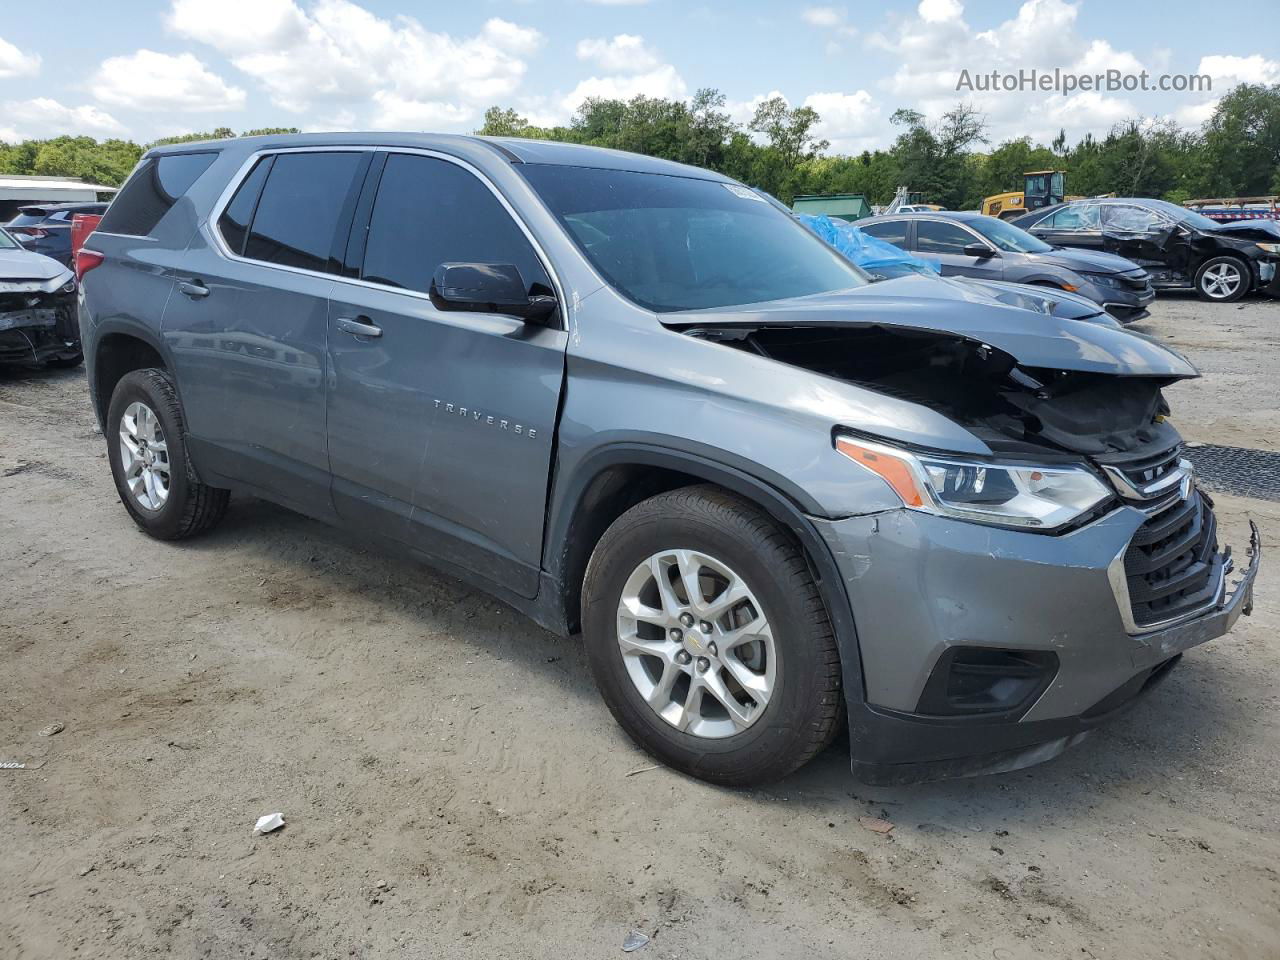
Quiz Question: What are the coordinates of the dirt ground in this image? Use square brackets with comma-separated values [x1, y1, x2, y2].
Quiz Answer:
[2, 294, 1277, 960]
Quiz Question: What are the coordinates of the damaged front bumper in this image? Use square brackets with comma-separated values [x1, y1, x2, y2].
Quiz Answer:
[812, 500, 1260, 784]
[0, 277, 79, 365]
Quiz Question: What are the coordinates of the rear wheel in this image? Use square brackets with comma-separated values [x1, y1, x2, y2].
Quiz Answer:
[106, 368, 229, 540]
[581, 485, 842, 786]
[1195, 256, 1250, 302]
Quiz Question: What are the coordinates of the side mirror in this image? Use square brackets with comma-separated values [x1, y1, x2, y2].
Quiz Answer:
[429, 262, 557, 325]
[963, 241, 997, 259]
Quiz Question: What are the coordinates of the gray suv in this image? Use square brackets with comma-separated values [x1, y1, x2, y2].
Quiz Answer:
[78, 134, 1259, 785]
[859, 210, 1156, 322]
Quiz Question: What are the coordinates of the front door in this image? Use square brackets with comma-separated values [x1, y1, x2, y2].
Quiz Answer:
[913, 219, 1003, 279]
[327, 151, 567, 597]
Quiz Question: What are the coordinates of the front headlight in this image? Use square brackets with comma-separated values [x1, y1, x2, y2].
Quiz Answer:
[1256, 242, 1280, 255]
[60, 278, 76, 294]
[835, 435, 1112, 530]
[1079, 272, 1121, 288]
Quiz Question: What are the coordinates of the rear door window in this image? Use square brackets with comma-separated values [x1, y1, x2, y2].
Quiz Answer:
[1045, 204, 1100, 230]
[97, 152, 217, 237]
[858, 220, 909, 248]
[361, 153, 550, 296]
[915, 220, 974, 254]
[243, 152, 366, 273]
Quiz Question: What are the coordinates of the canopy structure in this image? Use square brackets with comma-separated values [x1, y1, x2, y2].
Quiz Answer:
[0, 175, 118, 202]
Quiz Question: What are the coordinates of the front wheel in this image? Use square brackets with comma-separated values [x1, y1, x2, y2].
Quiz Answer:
[581, 485, 842, 786]
[1195, 256, 1250, 302]
[106, 368, 229, 540]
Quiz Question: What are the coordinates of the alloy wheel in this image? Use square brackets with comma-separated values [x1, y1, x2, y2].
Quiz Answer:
[615, 549, 775, 738]
[119, 401, 171, 511]
[1201, 262, 1243, 299]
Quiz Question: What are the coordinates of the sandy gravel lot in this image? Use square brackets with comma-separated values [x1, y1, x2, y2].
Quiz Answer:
[2, 294, 1277, 960]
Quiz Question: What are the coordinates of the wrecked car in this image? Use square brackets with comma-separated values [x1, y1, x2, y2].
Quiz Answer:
[1012, 197, 1280, 303]
[78, 135, 1260, 786]
[0, 226, 80, 367]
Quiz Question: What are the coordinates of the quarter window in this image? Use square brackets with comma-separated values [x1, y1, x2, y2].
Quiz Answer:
[361, 153, 551, 296]
[217, 156, 273, 256]
[243, 152, 365, 273]
[858, 220, 909, 248]
[915, 220, 975, 255]
[97, 152, 217, 237]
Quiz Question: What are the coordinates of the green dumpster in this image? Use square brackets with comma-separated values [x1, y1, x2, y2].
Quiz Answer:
[790, 193, 872, 222]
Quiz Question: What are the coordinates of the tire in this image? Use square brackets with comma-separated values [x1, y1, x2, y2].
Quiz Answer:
[106, 368, 229, 540]
[581, 485, 842, 786]
[1195, 256, 1251, 302]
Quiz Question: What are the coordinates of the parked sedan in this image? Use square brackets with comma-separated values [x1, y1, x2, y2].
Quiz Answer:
[858, 210, 1155, 322]
[1011, 197, 1280, 303]
[7, 201, 109, 267]
[0, 227, 80, 367]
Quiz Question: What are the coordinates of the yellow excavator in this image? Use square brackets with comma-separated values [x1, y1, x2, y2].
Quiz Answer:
[981, 170, 1068, 220]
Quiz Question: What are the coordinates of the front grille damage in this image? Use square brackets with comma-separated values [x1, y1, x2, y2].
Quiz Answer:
[1123, 489, 1222, 628]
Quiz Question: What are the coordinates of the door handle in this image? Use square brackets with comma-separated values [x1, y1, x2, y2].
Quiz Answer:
[178, 279, 209, 299]
[336, 315, 382, 338]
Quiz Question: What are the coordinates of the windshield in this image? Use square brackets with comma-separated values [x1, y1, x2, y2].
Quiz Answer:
[519, 164, 869, 312]
[0, 229, 17, 249]
[968, 216, 1053, 253]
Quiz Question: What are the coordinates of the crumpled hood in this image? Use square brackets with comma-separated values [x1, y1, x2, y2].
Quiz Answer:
[1210, 218, 1280, 242]
[0, 247, 71, 284]
[1022, 247, 1145, 274]
[664, 274, 1198, 379]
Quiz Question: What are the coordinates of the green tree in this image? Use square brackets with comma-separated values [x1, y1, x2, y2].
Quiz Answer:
[1202, 83, 1280, 196]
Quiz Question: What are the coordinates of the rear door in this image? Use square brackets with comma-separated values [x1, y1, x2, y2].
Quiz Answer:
[914, 219, 1003, 279]
[1027, 203, 1103, 251]
[327, 151, 567, 596]
[162, 149, 369, 518]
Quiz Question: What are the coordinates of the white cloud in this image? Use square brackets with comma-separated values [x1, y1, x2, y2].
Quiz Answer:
[561, 64, 687, 113]
[1197, 54, 1280, 87]
[1172, 54, 1280, 131]
[167, 0, 308, 54]
[919, 0, 963, 22]
[370, 93, 474, 130]
[870, 0, 1160, 142]
[802, 7, 843, 27]
[803, 90, 883, 152]
[0, 34, 40, 78]
[169, 0, 543, 128]
[576, 35, 662, 74]
[0, 98, 125, 142]
[801, 5, 857, 37]
[584, 0, 650, 5]
[91, 50, 246, 113]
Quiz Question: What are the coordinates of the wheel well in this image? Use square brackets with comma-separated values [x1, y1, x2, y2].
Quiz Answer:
[554, 462, 826, 635]
[93, 334, 165, 423]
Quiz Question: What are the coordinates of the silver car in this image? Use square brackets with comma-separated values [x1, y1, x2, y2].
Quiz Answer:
[79, 134, 1259, 785]
[859, 210, 1156, 322]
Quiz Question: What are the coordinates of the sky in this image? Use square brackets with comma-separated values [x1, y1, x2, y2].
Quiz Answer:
[0, 0, 1277, 152]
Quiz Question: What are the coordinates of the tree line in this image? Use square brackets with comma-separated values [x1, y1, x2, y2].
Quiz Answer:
[478, 83, 1280, 209]
[1, 83, 1276, 210]
[0, 127, 299, 188]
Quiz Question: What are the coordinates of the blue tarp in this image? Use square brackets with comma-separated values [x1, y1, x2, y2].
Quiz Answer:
[797, 214, 940, 279]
